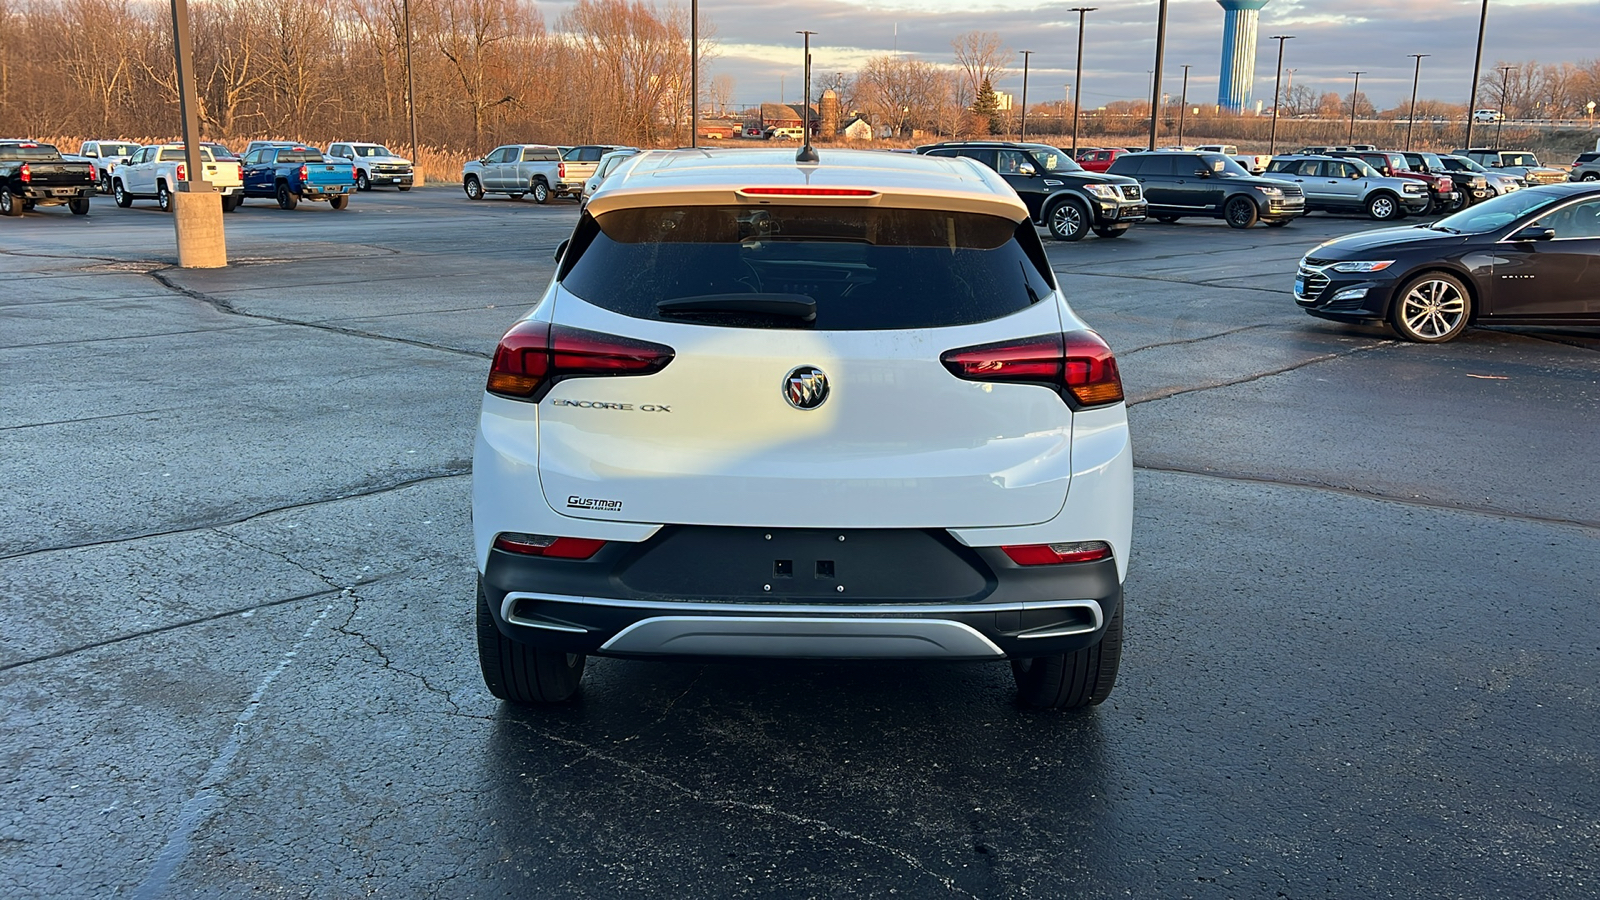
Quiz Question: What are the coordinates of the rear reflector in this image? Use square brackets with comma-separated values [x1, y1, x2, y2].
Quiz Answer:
[940, 331, 1124, 408]
[487, 321, 675, 401]
[493, 533, 606, 559]
[1001, 541, 1113, 566]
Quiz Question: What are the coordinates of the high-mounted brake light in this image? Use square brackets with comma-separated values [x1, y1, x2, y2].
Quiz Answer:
[493, 533, 606, 560]
[940, 331, 1124, 407]
[487, 321, 675, 401]
[1002, 541, 1113, 566]
[740, 187, 879, 197]
[18, 164, 29, 183]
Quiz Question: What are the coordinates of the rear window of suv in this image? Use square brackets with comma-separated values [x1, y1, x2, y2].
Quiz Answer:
[559, 205, 1056, 331]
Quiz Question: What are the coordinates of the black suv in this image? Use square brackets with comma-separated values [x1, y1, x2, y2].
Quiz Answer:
[917, 141, 1147, 241]
[1107, 151, 1306, 228]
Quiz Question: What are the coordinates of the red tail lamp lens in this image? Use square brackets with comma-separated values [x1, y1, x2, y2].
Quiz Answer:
[494, 533, 606, 559]
[18, 164, 29, 183]
[486, 321, 675, 400]
[940, 331, 1123, 407]
[1001, 541, 1113, 566]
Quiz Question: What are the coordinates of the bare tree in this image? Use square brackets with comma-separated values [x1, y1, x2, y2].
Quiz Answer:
[708, 73, 735, 117]
[951, 31, 1011, 111]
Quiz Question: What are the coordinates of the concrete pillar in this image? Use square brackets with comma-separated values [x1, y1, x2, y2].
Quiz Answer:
[171, 190, 226, 268]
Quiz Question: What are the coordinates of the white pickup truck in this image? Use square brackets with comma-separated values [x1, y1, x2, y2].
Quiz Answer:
[326, 141, 414, 191]
[78, 140, 140, 193]
[111, 144, 246, 212]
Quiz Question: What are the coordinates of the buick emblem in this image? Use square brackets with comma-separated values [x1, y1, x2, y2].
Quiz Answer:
[783, 366, 829, 410]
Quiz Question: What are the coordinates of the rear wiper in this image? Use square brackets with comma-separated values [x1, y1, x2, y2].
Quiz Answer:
[657, 294, 817, 321]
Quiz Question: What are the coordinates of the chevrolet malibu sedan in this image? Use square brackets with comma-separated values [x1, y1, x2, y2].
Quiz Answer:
[1294, 183, 1600, 341]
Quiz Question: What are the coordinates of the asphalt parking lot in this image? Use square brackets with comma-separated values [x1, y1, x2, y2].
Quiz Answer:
[3, 187, 1597, 899]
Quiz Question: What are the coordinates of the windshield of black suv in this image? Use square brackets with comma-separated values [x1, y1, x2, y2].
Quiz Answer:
[1429, 189, 1562, 235]
[0, 143, 62, 160]
[1411, 152, 1445, 171]
[1499, 152, 1541, 167]
[1446, 155, 1489, 174]
[1201, 153, 1252, 176]
[560, 205, 1056, 330]
[1021, 146, 1083, 173]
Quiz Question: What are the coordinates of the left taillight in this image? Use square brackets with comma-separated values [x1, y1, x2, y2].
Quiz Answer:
[176, 163, 186, 181]
[1002, 541, 1113, 566]
[940, 330, 1124, 408]
[18, 164, 29, 183]
[493, 532, 606, 559]
[487, 321, 675, 401]
[298, 164, 309, 182]
[86, 163, 97, 180]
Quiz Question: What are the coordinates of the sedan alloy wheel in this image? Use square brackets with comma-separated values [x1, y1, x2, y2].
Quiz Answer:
[1393, 274, 1471, 342]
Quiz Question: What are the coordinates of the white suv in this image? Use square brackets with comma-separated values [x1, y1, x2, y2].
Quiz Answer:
[473, 148, 1133, 709]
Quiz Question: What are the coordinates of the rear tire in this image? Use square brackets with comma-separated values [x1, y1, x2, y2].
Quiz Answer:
[477, 580, 585, 704]
[329, 194, 349, 211]
[1224, 196, 1259, 229]
[1046, 198, 1090, 241]
[1012, 599, 1123, 710]
[1390, 271, 1472, 343]
[0, 190, 18, 217]
[221, 193, 241, 212]
[464, 176, 484, 200]
[276, 182, 298, 210]
[69, 197, 90, 216]
[1264, 219, 1290, 227]
[399, 185, 412, 191]
[531, 180, 550, 204]
[97, 170, 111, 193]
[1582, 173, 1598, 182]
[157, 182, 172, 212]
[113, 181, 133, 208]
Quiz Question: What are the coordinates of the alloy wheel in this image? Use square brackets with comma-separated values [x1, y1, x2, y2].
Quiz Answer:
[1397, 278, 1468, 341]
[1049, 202, 1085, 240]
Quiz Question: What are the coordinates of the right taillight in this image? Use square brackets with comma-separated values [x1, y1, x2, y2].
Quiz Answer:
[1002, 541, 1113, 566]
[486, 321, 675, 401]
[940, 330, 1123, 408]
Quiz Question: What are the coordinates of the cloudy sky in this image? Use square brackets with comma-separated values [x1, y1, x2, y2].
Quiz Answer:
[573, 0, 1600, 112]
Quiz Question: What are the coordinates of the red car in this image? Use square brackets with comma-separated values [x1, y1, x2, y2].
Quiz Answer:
[1075, 148, 1127, 173]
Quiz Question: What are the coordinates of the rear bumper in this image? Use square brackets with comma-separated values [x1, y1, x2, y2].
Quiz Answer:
[16, 185, 93, 201]
[481, 531, 1123, 660]
[301, 184, 352, 197]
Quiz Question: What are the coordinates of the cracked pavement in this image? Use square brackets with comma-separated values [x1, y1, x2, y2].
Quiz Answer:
[2, 189, 1596, 898]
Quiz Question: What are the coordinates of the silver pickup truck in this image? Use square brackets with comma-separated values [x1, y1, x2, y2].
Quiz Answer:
[461, 144, 568, 203]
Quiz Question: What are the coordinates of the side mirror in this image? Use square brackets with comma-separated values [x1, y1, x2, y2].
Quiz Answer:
[554, 238, 570, 262]
[1194, 168, 1211, 178]
[1018, 164, 1036, 177]
[1509, 225, 1555, 242]
[1351, 172, 1362, 180]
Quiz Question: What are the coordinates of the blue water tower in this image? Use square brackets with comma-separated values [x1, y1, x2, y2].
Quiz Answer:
[1218, 0, 1269, 113]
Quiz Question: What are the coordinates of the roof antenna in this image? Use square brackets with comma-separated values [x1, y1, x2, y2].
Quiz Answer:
[796, 30, 819, 164]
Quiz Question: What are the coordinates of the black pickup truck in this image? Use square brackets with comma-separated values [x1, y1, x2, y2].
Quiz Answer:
[0, 142, 96, 216]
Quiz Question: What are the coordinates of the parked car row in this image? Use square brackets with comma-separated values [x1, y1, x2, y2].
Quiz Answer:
[0, 139, 394, 217]
[462, 144, 637, 204]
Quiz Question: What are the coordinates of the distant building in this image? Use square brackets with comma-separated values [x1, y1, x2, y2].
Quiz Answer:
[842, 116, 873, 141]
[994, 91, 1014, 112]
[1217, 0, 1270, 112]
[758, 103, 817, 131]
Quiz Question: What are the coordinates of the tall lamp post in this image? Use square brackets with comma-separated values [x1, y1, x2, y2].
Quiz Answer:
[1405, 53, 1429, 151]
[1463, 0, 1489, 149]
[1069, 7, 1095, 155]
[1347, 71, 1365, 144]
[1176, 64, 1191, 146]
[690, 0, 698, 147]
[404, 0, 417, 164]
[1495, 64, 1516, 147]
[796, 31, 818, 163]
[1148, 0, 1169, 151]
[1267, 35, 1293, 154]
[1018, 50, 1033, 141]
[167, 0, 224, 268]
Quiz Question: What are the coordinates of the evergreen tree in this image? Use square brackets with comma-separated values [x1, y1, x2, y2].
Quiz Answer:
[971, 77, 1001, 135]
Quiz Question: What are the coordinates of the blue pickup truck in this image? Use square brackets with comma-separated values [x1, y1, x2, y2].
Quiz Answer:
[240, 145, 356, 210]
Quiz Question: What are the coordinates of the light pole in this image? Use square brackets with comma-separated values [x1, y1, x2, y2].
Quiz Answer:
[1347, 71, 1365, 144]
[1405, 53, 1429, 151]
[1464, 0, 1489, 149]
[167, 0, 224, 268]
[1177, 64, 1191, 146]
[1496, 64, 1515, 147]
[1267, 35, 1293, 155]
[1148, 0, 1169, 151]
[1070, 7, 1095, 155]
[796, 31, 818, 163]
[404, 0, 417, 165]
[1019, 50, 1033, 140]
[690, 0, 698, 147]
